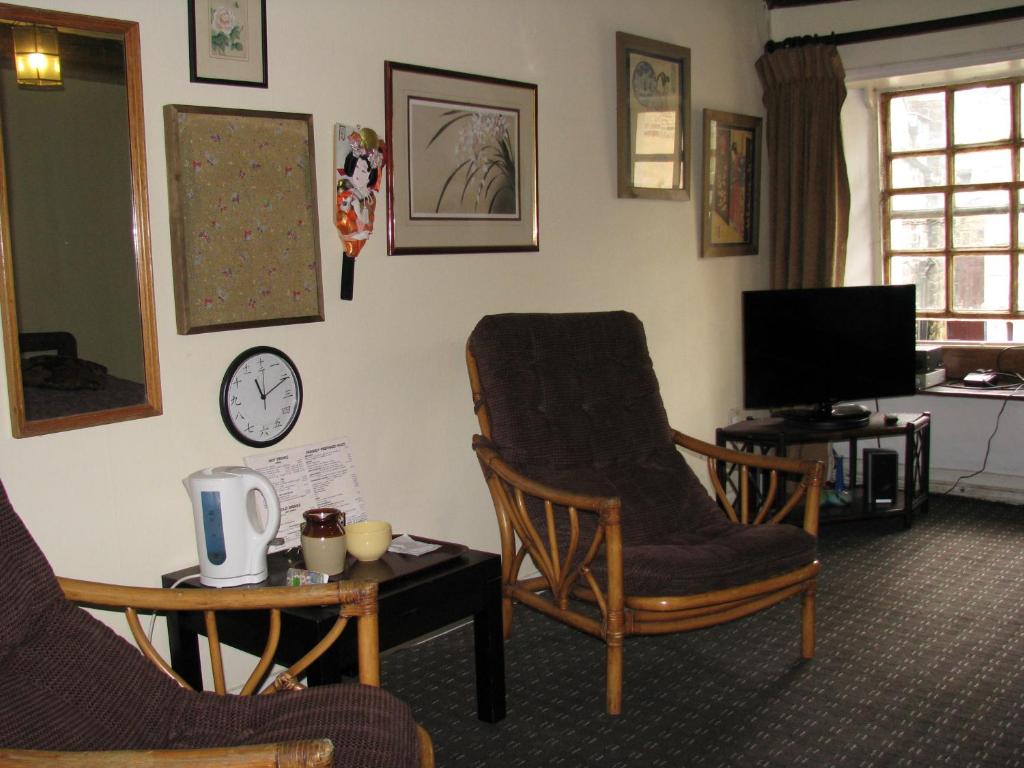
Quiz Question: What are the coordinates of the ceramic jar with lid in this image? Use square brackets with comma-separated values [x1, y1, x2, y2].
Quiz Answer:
[300, 508, 347, 575]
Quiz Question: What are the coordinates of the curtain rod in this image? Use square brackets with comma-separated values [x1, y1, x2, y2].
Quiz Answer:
[764, 4, 1024, 54]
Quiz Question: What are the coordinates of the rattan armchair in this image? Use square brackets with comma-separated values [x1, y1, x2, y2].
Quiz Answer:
[466, 311, 824, 715]
[0, 482, 433, 767]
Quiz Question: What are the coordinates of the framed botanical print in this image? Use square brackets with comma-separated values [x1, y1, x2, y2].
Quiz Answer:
[616, 32, 691, 200]
[164, 105, 324, 334]
[701, 109, 762, 257]
[188, 0, 268, 87]
[385, 61, 539, 254]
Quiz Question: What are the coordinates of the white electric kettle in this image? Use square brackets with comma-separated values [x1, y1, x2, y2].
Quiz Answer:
[183, 466, 281, 587]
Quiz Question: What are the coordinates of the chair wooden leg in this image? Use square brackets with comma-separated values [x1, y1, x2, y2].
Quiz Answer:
[606, 638, 623, 715]
[801, 583, 816, 659]
[604, 517, 626, 715]
[417, 724, 435, 768]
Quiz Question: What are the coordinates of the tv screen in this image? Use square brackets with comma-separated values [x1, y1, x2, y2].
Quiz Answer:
[742, 285, 917, 427]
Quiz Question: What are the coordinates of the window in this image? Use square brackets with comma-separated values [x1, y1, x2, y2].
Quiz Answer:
[881, 78, 1024, 343]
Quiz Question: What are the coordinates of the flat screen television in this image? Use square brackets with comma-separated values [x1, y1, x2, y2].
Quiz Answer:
[742, 285, 917, 429]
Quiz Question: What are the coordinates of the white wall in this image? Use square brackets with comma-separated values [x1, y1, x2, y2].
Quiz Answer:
[0, 1, 771, 595]
[772, 0, 1024, 500]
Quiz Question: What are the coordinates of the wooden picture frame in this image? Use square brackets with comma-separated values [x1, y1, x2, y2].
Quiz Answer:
[701, 109, 762, 257]
[616, 32, 691, 201]
[188, 0, 268, 88]
[385, 61, 539, 255]
[164, 105, 324, 334]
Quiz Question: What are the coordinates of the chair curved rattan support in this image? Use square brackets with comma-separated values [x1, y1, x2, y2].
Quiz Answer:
[466, 312, 825, 715]
[0, 482, 433, 768]
[9, 577, 435, 767]
[58, 578, 382, 693]
[472, 431, 822, 714]
[47, 577, 435, 767]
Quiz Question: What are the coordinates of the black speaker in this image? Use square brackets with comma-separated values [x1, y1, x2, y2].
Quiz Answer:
[863, 448, 899, 509]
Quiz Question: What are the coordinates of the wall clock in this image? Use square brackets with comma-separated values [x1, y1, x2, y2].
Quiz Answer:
[219, 346, 302, 447]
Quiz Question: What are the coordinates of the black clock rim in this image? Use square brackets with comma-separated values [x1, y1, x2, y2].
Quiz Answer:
[219, 345, 303, 448]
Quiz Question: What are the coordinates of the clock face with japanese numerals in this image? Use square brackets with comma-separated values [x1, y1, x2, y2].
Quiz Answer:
[219, 347, 303, 447]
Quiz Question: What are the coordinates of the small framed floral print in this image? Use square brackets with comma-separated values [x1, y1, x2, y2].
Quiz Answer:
[188, 0, 268, 88]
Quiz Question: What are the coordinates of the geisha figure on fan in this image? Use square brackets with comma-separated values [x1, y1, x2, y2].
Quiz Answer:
[334, 124, 385, 299]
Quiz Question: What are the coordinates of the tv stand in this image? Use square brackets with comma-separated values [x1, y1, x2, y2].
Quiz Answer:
[775, 403, 871, 430]
[716, 412, 930, 528]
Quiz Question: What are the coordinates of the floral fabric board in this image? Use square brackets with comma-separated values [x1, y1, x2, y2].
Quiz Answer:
[165, 106, 323, 333]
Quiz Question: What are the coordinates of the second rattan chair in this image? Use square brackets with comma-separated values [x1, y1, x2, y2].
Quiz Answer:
[466, 311, 824, 714]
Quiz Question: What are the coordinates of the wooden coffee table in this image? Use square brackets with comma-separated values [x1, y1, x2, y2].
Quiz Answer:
[161, 539, 506, 722]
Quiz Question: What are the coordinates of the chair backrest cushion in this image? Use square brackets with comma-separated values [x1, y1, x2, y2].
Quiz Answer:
[468, 312, 725, 542]
[470, 312, 671, 467]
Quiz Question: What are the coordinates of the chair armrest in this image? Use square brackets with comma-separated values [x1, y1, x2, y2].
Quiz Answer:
[61, 578, 377, 614]
[472, 435, 623, 618]
[0, 739, 333, 767]
[672, 429, 823, 534]
[472, 435, 619, 518]
[57, 577, 381, 695]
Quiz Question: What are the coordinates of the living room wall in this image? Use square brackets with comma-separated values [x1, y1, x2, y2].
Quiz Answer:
[0, 0, 771, 591]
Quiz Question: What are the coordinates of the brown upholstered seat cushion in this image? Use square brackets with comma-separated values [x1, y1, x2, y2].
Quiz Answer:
[468, 311, 817, 597]
[0, 482, 420, 768]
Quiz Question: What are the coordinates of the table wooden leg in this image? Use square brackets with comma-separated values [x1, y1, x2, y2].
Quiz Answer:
[166, 610, 204, 691]
[473, 570, 506, 722]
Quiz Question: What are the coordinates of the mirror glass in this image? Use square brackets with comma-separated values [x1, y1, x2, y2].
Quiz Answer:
[0, 5, 160, 437]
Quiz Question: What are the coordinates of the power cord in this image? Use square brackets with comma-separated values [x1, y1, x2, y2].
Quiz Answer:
[943, 344, 1024, 391]
[942, 374, 1024, 496]
[146, 573, 203, 642]
[996, 344, 1024, 371]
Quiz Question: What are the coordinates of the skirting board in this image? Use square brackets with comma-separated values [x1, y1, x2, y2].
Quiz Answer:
[929, 468, 1024, 505]
[831, 448, 1024, 505]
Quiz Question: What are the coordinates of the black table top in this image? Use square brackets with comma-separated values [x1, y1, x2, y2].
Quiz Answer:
[162, 536, 483, 593]
[717, 411, 929, 443]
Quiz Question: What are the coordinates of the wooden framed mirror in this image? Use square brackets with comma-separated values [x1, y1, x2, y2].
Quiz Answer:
[0, 4, 160, 437]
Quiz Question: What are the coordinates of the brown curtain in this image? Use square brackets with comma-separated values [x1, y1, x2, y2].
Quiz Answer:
[756, 44, 850, 289]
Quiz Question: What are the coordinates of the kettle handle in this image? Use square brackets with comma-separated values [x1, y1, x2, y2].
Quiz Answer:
[244, 471, 282, 546]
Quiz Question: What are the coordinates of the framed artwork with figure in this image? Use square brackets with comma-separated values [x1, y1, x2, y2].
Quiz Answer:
[188, 0, 268, 87]
[701, 109, 761, 257]
[616, 32, 691, 201]
[385, 61, 539, 255]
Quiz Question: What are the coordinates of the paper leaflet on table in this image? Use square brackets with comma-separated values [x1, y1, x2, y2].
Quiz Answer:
[388, 534, 441, 556]
[245, 438, 368, 552]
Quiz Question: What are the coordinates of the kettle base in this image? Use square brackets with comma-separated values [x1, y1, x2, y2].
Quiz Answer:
[199, 570, 268, 588]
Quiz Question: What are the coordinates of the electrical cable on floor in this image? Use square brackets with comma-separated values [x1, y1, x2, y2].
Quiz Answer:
[942, 373, 1024, 496]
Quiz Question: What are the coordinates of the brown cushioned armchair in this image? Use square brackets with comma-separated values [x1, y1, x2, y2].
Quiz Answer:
[466, 311, 824, 714]
[0, 481, 433, 767]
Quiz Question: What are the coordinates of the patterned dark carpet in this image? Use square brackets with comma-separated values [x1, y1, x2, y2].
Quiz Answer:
[381, 495, 1024, 767]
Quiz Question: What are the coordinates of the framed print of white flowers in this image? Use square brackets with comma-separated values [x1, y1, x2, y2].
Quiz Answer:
[188, 0, 268, 88]
[412, 103, 519, 218]
[209, 3, 245, 58]
[385, 62, 539, 255]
